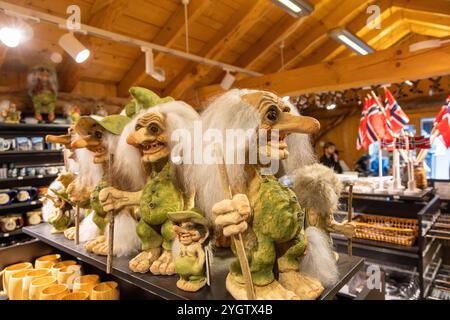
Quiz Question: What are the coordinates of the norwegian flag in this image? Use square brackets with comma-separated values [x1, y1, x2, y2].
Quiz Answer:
[356, 100, 370, 150]
[366, 96, 388, 140]
[413, 136, 431, 149]
[384, 88, 409, 133]
[436, 99, 450, 148]
[381, 137, 395, 151]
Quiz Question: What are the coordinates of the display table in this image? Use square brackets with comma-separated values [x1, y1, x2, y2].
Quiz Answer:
[24, 224, 364, 300]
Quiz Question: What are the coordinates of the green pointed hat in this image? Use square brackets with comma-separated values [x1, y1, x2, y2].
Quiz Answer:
[74, 114, 131, 136]
[167, 210, 209, 227]
[125, 87, 174, 118]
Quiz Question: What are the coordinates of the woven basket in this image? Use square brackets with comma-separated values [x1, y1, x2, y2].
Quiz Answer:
[353, 214, 418, 247]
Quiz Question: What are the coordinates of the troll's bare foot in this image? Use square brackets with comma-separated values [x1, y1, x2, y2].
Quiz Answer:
[129, 248, 161, 273]
[150, 250, 176, 275]
[278, 271, 324, 300]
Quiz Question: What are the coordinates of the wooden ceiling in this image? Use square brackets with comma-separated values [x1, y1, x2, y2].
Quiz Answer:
[0, 0, 449, 103]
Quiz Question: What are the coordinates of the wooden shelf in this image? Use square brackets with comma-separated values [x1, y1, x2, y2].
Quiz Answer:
[0, 123, 70, 136]
[0, 150, 63, 164]
[24, 224, 365, 300]
[0, 228, 23, 238]
[0, 175, 57, 189]
[0, 200, 42, 214]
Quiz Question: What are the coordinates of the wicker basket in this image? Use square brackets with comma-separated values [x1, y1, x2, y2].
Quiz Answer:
[353, 214, 418, 247]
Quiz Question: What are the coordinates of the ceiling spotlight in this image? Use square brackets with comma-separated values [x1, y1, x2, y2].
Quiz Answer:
[271, 0, 314, 17]
[58, 33, 90, 63]
[329, 28, 374, 56]
[404, 80, 413, 86]
[326, 103, 336, 110]
[220, 69, 236, 90]
[0, 27, 22, 48]
[143, 47, 166, 82]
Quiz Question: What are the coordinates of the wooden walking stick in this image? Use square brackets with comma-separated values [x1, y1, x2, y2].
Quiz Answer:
[106, 154, 115, 274]
[75, 205, 80, 245]
[214, 144, 256, 300]
[347, 183, 354, 257]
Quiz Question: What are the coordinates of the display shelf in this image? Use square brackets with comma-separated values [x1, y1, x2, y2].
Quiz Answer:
[342, 188, 434, 202]
[0, 229, 23, 238]
[24, 224, 364, 300]
[0, 200, 42, 214]
[0, 175, 57, 189]
[0, 123, 70, 136]
[0, 150, 63, 163]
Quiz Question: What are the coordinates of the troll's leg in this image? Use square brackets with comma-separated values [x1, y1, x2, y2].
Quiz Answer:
[277, 233, 324, 300]
[150, 219, 176, 275]
[85, 212, 108, 254]
[129, 219, 162, 273]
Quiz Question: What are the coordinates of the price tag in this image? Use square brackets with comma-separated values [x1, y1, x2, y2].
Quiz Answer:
[37, 175, 44, 178]
[18, 176, 24, 180]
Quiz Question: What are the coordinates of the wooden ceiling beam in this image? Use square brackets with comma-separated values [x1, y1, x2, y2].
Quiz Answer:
[392, 0, 450, 16]
[116, 0, 211, 97]
[58, 0, 128, 93]
[409, 22, 450, 38]
[195, 42, 450, 103]
[0, 46, 7, 69]
[262, 0, 376, 74]
[403, 10, 450, 31]
[163, 0, 270, 100]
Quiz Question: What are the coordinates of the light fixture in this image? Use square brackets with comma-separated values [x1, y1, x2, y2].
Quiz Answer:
[404, 80, 413, 86]
[220, 69, 236, 90]
[58, 33, 90, 63]
[329, 28, 374, 56]
[282, 96, 290, 102]
[142, 47, 166, 82]
[0, 27, 22, 47]
[271, 0, 314, 17]
[326, 103, 336, 110]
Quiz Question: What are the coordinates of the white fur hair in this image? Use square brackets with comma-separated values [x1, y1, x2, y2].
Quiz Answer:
[191, 89, 316, 224]
[300, 227, 339, 286]
[105, 211, 140, 257]
[113, 100, 200, 192]
[72, 147, 103, 191]
[79, 211, 100, 242]
[42, 179, 64, 222]
[291, 163, 343, 215]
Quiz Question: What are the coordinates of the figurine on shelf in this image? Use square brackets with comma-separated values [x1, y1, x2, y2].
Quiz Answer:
[67, 105, 81, 124]
[27, 65, 58, 123]
[192, 89, 325, 300]
[95, 104, 108, 117]
[98, 87, 200, 275]
[1, 103, 21, 124]
[70, 114, 141, 257]
[168, 210, 209, 292]
[291, 163, 356, 286]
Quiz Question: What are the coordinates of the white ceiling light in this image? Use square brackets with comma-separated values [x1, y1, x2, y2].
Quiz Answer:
[0, 27, 22, 47]
[220, 69, 236, 90]
[58, 33, 90, 63]
[142, 47, 166, 82]
[326, 103, 336, 110]
[404, 80, 413, 86]
[329, 28, 374, 56]
[271, 0, 314, 17]
[282, 96, 290, 102]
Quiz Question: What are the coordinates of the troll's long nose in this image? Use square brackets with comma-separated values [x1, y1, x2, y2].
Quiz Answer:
[45, 134, 72, 147]
[70, 136, 98, 149]
[272, 113, 320, 135]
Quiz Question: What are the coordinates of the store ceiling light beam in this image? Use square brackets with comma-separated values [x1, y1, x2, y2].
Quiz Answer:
[0, 1, 262, 78]
[271, 0, 314, 17]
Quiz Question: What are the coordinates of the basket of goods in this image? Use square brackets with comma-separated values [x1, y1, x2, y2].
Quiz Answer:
[353, 214, 418, 246]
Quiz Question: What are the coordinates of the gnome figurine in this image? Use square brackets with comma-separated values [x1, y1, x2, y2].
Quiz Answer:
[168, 210, 209, 292]
[28, 65, 58, 123]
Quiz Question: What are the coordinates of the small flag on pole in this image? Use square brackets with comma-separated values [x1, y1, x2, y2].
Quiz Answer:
[384, 88, 409, 134]
[436, 98, 450, 148]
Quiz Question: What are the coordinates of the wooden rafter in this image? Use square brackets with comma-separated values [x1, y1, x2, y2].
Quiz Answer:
[0, 46, 6, 69]
[403, 10, 450, 31]
[58, 0, 128, 93]
[116, 0, 211, 97]
[195, 42, 450, 103]
[262, 0, 374, 74]
[163, 0, 270, 100]
[409, 23, 450, 38]
[392, 0, 450, 16]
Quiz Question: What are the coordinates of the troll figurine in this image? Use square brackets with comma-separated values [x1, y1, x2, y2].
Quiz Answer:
[168, 210, 209, 292]
[291, 163, 356, 286]
[193, 89, 326, 300]
[28, 65, 58, 123]
[99, 88, 200, 275]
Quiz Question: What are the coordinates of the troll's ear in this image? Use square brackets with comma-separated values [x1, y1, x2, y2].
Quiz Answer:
[241, 92, 263, 108]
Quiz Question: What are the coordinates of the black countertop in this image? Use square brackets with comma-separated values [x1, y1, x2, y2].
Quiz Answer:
[24, 224, 364, 300]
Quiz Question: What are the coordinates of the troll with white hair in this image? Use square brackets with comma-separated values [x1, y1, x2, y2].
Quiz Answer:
[192, 89, 328, 300]
[98, 89, 201, 280]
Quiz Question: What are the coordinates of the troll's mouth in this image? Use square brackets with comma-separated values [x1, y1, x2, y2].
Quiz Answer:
[141, 141, 167, 155]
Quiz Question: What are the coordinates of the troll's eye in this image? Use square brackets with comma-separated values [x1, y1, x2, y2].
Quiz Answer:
[266, 105, 279, 122]
[135, 124, 142, 131]
[94, 130, 103, 140]
[148, 124, 160, 135]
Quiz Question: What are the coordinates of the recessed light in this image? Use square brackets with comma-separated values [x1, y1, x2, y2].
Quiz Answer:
[329, 28, 374, 56]
[271, 0, 314, 17]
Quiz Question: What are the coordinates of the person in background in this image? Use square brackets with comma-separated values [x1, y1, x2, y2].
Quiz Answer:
[355, 154, 371, 177]
[319, 142, 343, 174]
[335, 150, 350, 172]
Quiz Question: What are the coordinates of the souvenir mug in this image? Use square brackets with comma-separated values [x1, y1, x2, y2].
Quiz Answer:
[16, 187, 38, 203]
[73, 274, 100, 297]
[0, 262, 33, 296]
[0, 138, 11, 151]
[16, 137, 31, 151]
[29, 276, 57, 300]
[0, 214, 24, 233]
[8, 269, 31, 300]
[57, 265, 82, 287]
[31, 137, 44, 151]
[50, 260, 77, 277]
[39, 283, 69, 300]
[60, 291, 89, 300]
[0, 168, 7, 179]
[0, 189, 18, 206]
[22, 269, 51, 300]
[26, 210, 43, 225]
[91, 281, 120, 300]
[35, 254, 61, 269]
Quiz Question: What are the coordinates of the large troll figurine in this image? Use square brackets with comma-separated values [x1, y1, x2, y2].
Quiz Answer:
[28, 65, 58, 123]
[291, 164, 356, 287]
[194, 89, 323, 300]
[99, 98, 200, 275]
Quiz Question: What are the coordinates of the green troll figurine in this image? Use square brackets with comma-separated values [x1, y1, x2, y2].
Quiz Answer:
[28, 65, 58, 123]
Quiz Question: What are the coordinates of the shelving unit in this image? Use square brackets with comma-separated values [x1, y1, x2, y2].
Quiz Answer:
[336, 190, 442, 299]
